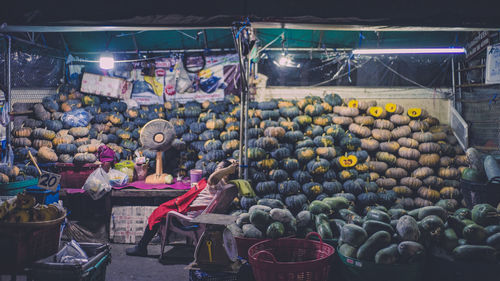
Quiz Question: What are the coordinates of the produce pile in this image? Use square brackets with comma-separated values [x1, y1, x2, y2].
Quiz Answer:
[234, 95, 466, 214]
[0, 193, 64, 223]
[10, 86, 243, 183]
[231, 198, 500, 264]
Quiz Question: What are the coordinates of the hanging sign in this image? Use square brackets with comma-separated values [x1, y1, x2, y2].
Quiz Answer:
[348, 100, 359, 108]
[38, 172, 61, 192]
[385, 103, 397, 113]
[368, 106, 384, 118]
[339, 155, 358, 168]
[407, 108, 422, 118]
[486, 45, 500, 85]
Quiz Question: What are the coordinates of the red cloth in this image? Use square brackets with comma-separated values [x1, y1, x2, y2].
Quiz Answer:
[147, 178, 208, 230]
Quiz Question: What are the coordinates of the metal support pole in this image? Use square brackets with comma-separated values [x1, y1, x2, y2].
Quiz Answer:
[243, 57, 249, 181]
[232, 24, 250, 179]
[451, 56, 456, 109]
[5, 35, 11, 159]
[457, 62, 463, 115]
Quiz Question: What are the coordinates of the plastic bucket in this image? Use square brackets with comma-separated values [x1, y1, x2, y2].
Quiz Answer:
[190, 169, 203, 186]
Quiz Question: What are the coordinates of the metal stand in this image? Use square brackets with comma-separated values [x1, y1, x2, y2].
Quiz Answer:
[232, 23, 250, 180]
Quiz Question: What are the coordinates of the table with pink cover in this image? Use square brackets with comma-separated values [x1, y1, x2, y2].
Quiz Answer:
[59, 179, 192, 198]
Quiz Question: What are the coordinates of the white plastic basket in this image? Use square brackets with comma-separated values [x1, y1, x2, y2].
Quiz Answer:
[449, 106, 468, 150]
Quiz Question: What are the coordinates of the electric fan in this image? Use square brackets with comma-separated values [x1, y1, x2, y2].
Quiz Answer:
[140, 119, 176, 184]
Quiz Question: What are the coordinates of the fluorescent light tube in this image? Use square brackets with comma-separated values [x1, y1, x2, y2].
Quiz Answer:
[352, 48, 466, 55]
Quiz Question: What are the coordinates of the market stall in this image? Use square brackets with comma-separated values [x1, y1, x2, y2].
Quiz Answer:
[0, 10, 500, 280]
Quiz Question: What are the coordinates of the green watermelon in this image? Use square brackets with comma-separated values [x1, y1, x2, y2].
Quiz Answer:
[461, 168, 480, 182]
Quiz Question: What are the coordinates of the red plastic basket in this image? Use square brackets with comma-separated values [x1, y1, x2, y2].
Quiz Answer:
[248, 233, 335, 281]
[235, 236, 265, 259]
[55, 163, 99, 189]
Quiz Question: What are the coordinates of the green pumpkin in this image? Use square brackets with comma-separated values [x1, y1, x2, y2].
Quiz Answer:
[280, 158, 300, 172]
[204, 139, 222, 151]
[293, 115, 312, 127]
[257, 158, 278, 170]
[247, 147, 266, 160]
[255, 181, 277, 195]
[324, 125, 346, 140]
[269, 169, 288, 182]
[278, 180, 300, 196]
[340, 133, 361, 151]
[295, 147, 316, 163]
[302, 182, 323, 198]
[222, 140, 239, 153]
[307, 157, 331, 176]
[304, 103, 324, 117]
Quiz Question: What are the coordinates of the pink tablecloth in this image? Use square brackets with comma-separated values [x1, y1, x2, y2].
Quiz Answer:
[114, 179, 192, 190]
[62, 179, 192, 194]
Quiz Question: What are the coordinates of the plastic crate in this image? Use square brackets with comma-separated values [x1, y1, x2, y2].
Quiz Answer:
[0, 215, 65, 274]
[55, 163, 99, 189]
[0, 178, 39, 196]
[459, 178, 500, 209]
[26, 185, 61, 205]
[27, 242, 111, 281]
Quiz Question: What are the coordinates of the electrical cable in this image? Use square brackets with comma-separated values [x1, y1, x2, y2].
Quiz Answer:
[311, 57, 372, 87]
[182, 52, 206, 73]
[374, 57, 453, 97]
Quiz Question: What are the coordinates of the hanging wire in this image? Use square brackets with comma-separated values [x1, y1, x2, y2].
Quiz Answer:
[311, 57, 373, 87]
[374, 57, 453, 97]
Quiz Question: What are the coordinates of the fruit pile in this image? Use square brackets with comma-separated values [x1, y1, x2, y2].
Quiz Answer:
[0, 193, 63, 223]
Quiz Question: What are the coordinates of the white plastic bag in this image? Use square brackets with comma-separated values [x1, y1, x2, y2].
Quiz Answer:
[108, 169, 129, 187]
[82, 167, 112, 200]
[56, 240, 88, 264]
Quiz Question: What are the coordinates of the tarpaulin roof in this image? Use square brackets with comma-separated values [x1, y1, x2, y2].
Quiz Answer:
[1, 0, 499, 30]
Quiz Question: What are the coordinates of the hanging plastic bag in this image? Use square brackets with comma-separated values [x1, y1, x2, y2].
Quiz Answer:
[174, 61, 193, 94]
[82, 167, 112, 200]
[0, 103, 10, 126]
[1, 143, 13, 166]
[56, 240, 88, 264]
[108, 169, 129, 187]
[62, 109, 92, 127]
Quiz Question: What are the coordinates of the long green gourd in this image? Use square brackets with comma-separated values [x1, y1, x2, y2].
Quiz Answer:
[484, 155, 500, 184]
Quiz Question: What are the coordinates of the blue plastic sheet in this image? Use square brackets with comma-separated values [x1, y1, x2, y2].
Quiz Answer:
[62, 109, 92, 127]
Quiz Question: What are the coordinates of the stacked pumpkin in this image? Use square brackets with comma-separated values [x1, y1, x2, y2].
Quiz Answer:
[336, 100, 467, 212]
[238, 94, 350, 214]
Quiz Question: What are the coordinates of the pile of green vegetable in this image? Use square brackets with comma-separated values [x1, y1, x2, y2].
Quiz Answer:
[230, 196, 500, 265]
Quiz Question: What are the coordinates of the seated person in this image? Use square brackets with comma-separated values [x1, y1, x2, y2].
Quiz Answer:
[126, 159, 238, 256]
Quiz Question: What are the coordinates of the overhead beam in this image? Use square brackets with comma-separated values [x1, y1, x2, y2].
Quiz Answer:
[0, 25, 231, 32]
[251, 22, 500, 32]
[2, 22, 500, 33]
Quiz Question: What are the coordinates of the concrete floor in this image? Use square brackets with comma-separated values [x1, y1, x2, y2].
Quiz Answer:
[108, 243, 191, 281]
[0, 243, 193, 281]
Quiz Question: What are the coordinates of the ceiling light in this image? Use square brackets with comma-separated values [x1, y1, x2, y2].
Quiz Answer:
[352, 48, 466, 55]
[99, 52, 115, 69]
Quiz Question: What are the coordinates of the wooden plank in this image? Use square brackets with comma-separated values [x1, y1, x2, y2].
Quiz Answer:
[111, 189, 187, 198]
[457, 65, 486, 72]
[457, 83, 500, 88]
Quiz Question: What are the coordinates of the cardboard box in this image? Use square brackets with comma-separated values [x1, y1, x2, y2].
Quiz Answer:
[80, 72, 132, 100]
[109, 206, 157, 244]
